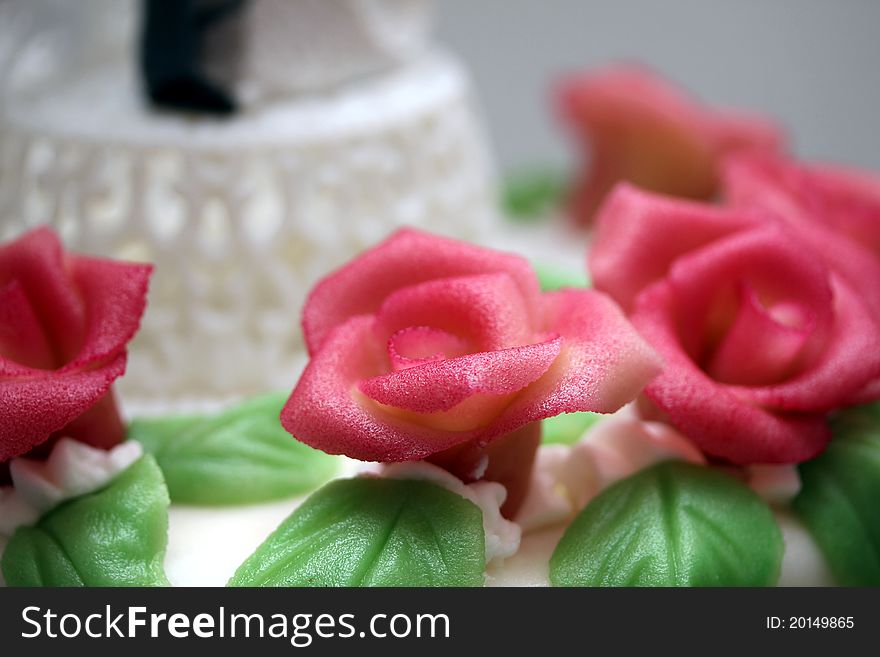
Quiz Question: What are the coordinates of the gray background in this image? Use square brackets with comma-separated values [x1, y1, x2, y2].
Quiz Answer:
[436, 0, 880, 173]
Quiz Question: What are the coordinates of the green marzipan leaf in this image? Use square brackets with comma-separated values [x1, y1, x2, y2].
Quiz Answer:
[793, 403, 880, 586]
[830, 401, 880, 433]
[550, 461, 783, 587]
[1, 455, 170, 587]
[228, 477, 486, 587]
[542, 411, 601, 445]
[501, 168, 568, 221]
[533, 262, 591, 292]
[129, 392, 340, 505]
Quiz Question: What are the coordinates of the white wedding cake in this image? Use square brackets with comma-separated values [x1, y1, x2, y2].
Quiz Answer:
[0, 1, 847, 592]
[0, 0, 497, 401]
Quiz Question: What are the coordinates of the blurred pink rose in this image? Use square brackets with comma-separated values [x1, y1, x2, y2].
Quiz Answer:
[556, 65, 784, 226]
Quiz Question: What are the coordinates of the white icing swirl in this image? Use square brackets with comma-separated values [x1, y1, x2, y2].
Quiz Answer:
[515, 407, 803, 533]
[516, 411, 705, 532]
[0, 439, 143, 536]
[745, 464, 802, 505]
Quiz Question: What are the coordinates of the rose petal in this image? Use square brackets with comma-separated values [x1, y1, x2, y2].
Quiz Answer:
[375, 273, 534, 352]
[54, 389, 125, 452]
[803, 163, 880, 253]
[707, 283, 814, 386]
[0, 228, 85, 365]
[663, 227, 834, 372]
[724, 153, 880, 253]
[557, 68, 715, 223]
[633, 282, 830, 464]
[659, 223, 880, 410]
[359, 336, 562, 413]
[556, 65, 784, 225]
[302, 229, 542, 354]
[284, 291, 661, 462]
[723, 153, 880, 317]
[722, 153, 813, 225]
[485, 289, 663, 438]
[590, 184, 766, 311]
[0, 281, 56, 373]
[0, 229, 151, 463]
[282, 316, 480, 462]
[850, 376, 880, 405]
[708, 109, 786, 156]
[387, 326, 469, 371]
[731, 276, 880, 410]
[0, 353, 126, 462]
[60, 256, 153, 372]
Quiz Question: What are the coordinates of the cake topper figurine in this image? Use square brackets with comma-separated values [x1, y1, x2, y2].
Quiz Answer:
[140, 0, 244, 114]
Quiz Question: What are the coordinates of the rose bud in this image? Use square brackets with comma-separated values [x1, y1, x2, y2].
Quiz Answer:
[0, 228, 152, 470]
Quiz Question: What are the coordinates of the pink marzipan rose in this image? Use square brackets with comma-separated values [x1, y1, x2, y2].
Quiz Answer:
[282, 229, 661, 515]
[590, 184, 880, 464]
[723, 153, 880, 321]
[555, 65, 784, 227]
[1, 227, 152, 464]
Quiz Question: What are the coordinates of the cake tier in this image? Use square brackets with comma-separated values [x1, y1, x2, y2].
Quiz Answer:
[0, 50, 497, 400]
[210, 0, 434, 101]
[0, 0, 432, 101]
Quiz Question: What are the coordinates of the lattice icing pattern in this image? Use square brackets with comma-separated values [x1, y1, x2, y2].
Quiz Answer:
[0, 52, 498, 400]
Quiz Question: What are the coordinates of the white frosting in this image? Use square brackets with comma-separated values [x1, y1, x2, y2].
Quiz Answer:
[513, 446, 583, 531]
[485, 525, 567, 587]
[746, 464, 802, 505]
[166, 496, 313, 587]
[0, 439, 143, 536]
[380, 461, 521, 565]
[4, 51, 475, 146]
[164, 457, 367, 586]
[776, 510, 836, 586]
[516, 411, 705, 532]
